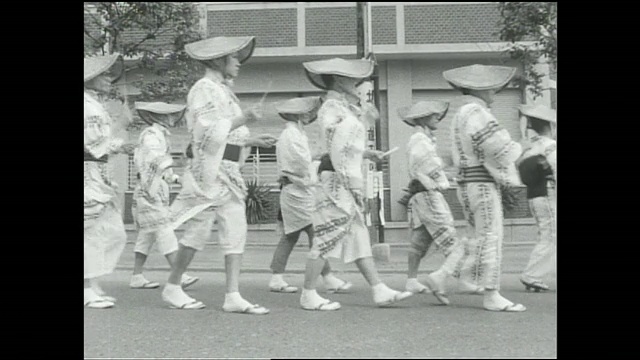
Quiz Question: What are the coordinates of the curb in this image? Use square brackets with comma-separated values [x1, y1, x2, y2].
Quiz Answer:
[114, 266, 524, 275]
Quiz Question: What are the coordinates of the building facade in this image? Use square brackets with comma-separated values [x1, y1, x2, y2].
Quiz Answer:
[86, 2, 554, 230]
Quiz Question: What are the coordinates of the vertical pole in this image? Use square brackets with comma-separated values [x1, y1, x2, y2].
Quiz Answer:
[356, 2, 366, 58]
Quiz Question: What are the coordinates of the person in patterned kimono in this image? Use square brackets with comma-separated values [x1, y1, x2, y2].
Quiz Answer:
[516, 104, 556, 292]
[161, 36, 277, 313]
[444, 64, 526, 312]
[129, 102, 199, 290]
[268, 96, 352, 294]
[84, 53, 132, 309]
[398, 100, 468, 305]
[298, 58, 413, 311]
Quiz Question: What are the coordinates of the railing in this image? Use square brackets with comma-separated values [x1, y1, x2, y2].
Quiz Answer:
[242, 148, 280, 187]
[128, 151, 280, 191]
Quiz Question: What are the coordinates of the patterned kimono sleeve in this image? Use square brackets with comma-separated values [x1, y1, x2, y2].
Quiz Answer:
[281, 128, 312, 186]
[84, 100, 123, 158]
[409, 135, 450, 191]
[467, 107, 522, 186]
[545, 140, 557, 183]
[190, 82, 234, 155]
[330, 118, 364, 198]
[135, 129, 173, 193]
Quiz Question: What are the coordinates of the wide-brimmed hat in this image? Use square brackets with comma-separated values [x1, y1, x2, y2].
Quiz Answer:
[135, 101, 187, 127]
[275, 96, 322, 123]
[443, 64, 516, 91]
[398, 101, 450, 127]
[84, 53, 123, 83]
[185, 36, 256, 64]
[519, 104, 556, 123]
[303, 58, 374, 90]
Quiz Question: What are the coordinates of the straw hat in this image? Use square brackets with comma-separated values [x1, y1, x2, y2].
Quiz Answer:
[398, 101, 449, 127]
[302, 58, 374, 90]
[84, 53, 122, 83]
[185, 36, 256, 63]
[135, 101, 187, 127]
[443, 64, 516, 91]
[519, 104, 556, 123]
[275, 96, 322, 122]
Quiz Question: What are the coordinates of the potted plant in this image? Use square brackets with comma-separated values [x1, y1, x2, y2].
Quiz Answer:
[245, 179, 273, 225]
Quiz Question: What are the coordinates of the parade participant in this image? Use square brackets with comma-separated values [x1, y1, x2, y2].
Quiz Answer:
[130, 101, 199, 290]
[516, 104, 556, 292]
[444, 64, 526, 312]
[162, 36, 277, 313]
[84, 53, 132, 308]
[398, 101, 466, 305]
[298, 58, 413, 311]
[268, 96, 352, 294]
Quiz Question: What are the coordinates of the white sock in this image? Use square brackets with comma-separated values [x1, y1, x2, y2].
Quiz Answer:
[302, 288, 318, 299]
[225, 292, 243, 303]
[164, 283, 181, 292]
[131, 274, 145, 281]
[84, 288, 98, 299]
[406, 278, 420, 284]
[271, 274, 285, 284]
[372, 283, 388, 293]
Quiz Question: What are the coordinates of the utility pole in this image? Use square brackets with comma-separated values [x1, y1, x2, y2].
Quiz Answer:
[357, 2, 388, 260]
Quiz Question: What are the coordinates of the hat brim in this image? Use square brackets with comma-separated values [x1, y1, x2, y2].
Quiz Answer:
[399, 103, 449, 126]
[303, 58, 374, 90]
[185, 36, 256, 64]
[443, 65, 517, 91]
[84, 53, 122, 83]
[519, 105, 557, 123]
[279, 113, 318, 124]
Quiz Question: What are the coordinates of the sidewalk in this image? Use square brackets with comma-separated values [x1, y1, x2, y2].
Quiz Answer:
[116, 240, 536, 274]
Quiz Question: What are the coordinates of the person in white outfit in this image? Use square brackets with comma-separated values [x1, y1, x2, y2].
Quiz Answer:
[516, 104, 556, 292]
[84, 53, 132, 309]
[298, 58, 413, 311]
[161, 36, 277, 313]
[130, 101, 199, 290]
[444, 64, 527, 312]
[398, 101, 469, 305]
[268, 96, 352, 294]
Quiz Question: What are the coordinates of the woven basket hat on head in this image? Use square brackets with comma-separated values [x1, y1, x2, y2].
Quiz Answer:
[443, 64, 517, 92]
[135, 102, 187, 127]
[185, 36, 256, 63]
[302, 58, 374, 90]
[84, 53, 122, 83]
[519, 104, 556, 123]
[398, 101, 450, 127]
[275, 96, 322, 123]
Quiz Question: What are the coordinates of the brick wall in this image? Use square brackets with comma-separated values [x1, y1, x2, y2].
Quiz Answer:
[207, 9, 297, 47]
[120, 25, 178, 53]
[84, 13, 103, 53]
[372, 6, 396, 45]
[405, 3, 502, 44]
[306, 7, 356, 46]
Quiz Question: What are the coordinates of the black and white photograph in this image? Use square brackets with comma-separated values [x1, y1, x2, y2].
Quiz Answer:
[84, 2, 557, 358]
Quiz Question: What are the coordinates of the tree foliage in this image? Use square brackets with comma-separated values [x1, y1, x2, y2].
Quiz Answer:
[497, 2, 557, 99]
[84, 2, 204, 124]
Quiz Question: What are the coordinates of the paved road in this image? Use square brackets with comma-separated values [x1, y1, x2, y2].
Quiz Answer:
[85, 271, 557, 358]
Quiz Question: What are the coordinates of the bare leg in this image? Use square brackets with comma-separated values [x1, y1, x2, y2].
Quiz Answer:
[167, 244, 197, 285]
[133, 252, 147, 275]
[354, 257, 382, 286]
[165, 251, 177, 267]
[225, 253, 242, 294]
[270, 229, 301, 274]
[304, 257, 328, 290]
[407, 252, 424, 279]
[303, 226, 333, 276]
